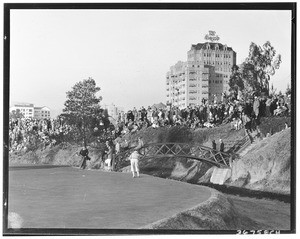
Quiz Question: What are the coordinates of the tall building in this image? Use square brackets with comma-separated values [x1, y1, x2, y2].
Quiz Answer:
[166, 42, 236, 108]
[10, 103, 51, 119]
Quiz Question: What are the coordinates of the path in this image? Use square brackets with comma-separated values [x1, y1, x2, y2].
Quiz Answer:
[8, 165, 211, 229]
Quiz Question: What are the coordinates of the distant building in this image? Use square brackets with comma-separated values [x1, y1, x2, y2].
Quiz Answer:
[166, 41, 236, 108]
[10, 103, 51, 119]
[102, 103, 124, 122]
[34, 106, 51, 119]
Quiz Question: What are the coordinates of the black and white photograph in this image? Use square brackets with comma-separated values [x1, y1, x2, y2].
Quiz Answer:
[2, 2, 296, 236]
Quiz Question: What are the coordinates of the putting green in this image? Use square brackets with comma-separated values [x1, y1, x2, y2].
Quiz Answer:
[8, 165, 211, 229]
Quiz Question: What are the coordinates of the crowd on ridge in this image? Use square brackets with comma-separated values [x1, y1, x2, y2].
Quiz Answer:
[8, 91, 291, 154]
[8, 117, 74, 153]
[112, 92, 291, 138]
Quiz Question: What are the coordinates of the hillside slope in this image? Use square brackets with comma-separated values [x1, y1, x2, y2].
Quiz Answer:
[142, 189, 266, 230]
[228, 128, 291, 194]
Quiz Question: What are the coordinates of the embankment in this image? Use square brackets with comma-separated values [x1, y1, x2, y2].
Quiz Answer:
[228, 128, 291, 194]
[142, 188, 265, 230]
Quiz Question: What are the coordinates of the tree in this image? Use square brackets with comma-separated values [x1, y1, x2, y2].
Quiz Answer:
[269, 83, 277, 97]
[285, 83, 291, 95]
[10, 109, 24, 120]
[229, 65, 244, 93]
[62, 77, 105, 147]
[241, 41, 281, 95]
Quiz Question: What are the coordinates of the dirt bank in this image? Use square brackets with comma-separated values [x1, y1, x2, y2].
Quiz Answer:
[226, 194, 290, 230]
[228, 128, 291, 194]
[142, 188, 266, 230]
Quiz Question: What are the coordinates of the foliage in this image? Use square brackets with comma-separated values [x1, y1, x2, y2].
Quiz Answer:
[10, 109, 24, 120]
[269, 84, 277, 97]
[285, 84, 291, 95]
[61, 77, 107, 147]
[229, 65, 244, 92]
[241, 41, 281, 94]
[229, 41, 281, 98]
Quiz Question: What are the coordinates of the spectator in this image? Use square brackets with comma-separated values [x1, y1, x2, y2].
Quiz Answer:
[79, 146, 89, 169]
[212, 140, 216, 150]
[105, 141, 114, 171]
[265, 97, 272, 117]
[253, 96, 260, 119]
[219, 139, 224, 152]
[241, 111, 252, 133]
[135, 136, 144, 153]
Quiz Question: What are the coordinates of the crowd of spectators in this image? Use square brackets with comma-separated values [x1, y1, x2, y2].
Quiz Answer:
[113, 92, 291, 138]
[8, 91, 291, 154]
[8, 117, 74, 153]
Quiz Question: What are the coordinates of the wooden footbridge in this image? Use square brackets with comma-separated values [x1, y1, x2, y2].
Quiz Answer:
[115, 142, 236, 170]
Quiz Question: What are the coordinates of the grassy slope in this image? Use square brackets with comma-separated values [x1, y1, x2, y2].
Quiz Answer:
[229, 128, 291, 194]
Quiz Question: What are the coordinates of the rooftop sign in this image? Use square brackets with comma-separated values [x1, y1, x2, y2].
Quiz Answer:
[204, 31, 220, 42]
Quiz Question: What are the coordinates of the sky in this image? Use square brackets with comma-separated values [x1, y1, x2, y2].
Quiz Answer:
[9, 9, 292, 116]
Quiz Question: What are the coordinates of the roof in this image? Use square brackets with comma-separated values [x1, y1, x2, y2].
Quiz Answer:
[191, 42, 234, 51]
[34, 106, 50, 110]
[13, 103, 34, 107]
[152, 102, 167, 109]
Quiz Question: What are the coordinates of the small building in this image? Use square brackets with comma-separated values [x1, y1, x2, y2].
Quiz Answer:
[34, 106, 51, 119]
[102, 103, 124, 121]
[10, 103, 51, 119]
[10, 103, 34, 118]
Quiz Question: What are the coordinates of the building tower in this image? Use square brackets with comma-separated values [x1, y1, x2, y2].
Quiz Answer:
[166, 38, 236, 108]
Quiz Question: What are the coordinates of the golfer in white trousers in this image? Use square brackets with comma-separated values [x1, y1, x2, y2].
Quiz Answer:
[130, 150, 140, 178]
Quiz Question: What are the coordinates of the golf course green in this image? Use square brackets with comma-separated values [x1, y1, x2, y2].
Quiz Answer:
[8, 165, 211, 229]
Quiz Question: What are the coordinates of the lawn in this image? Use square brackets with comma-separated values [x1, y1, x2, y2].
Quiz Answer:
[8, 165, 211, 229]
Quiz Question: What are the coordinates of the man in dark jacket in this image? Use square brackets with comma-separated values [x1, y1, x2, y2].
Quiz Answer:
[79, 146, 89, 169]
[212, 140, 216, 150]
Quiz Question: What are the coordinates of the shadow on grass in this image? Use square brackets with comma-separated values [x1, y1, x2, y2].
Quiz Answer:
[9, 165, 70, 171]
[196, 182, 291, 203]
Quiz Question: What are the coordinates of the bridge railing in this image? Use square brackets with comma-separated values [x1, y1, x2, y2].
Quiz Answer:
[225, 133, 252, 155]
[114, 142, 235, 170]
